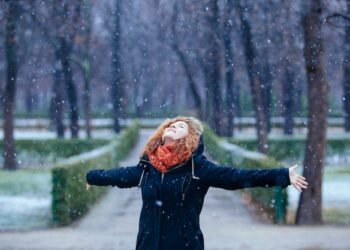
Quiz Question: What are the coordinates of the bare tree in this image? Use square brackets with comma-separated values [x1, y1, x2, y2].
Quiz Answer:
[236, 0, 268, 153]
[281, 0, 298, 135]
[3, 0, 20, 170]
[71, 0, 93, 138]
[60, 2, 82, 138]
[170, 2, 203, 119]
[343, 0, 350, 132]
[221, 0, 236, 137]
[205, 0, 224, 135]
[51, 54, 65, 138]
[296, 0, 329, 225]
[111, 0, 125, 133]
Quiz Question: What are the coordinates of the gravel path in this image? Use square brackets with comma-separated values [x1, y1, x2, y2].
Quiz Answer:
[0, 129, 350, 250]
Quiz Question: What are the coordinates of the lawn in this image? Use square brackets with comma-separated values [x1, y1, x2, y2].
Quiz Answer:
[286, 165, 350, 225]
[0, 168, 52, 231]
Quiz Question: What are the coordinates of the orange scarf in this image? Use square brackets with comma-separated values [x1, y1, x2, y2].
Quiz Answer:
[149, 143, 191, 173]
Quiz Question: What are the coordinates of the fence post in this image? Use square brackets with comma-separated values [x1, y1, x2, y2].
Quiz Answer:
[274, 186, 286, 224]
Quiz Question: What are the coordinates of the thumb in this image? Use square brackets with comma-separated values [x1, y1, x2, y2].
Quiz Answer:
[289, 164, 299, 174]
[290, 164, 299, 171]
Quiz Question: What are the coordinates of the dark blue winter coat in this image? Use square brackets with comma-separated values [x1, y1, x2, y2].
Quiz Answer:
[86, 137, 290, 250]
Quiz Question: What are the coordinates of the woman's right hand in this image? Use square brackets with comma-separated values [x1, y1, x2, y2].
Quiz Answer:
[86, 183, 91, 191]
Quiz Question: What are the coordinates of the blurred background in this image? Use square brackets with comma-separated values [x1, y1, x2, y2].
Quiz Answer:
[0, 0, 350, 249]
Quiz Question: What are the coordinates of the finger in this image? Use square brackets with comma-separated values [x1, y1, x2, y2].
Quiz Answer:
[294, 174, 307, 183]
[299, 179, 308, 186]
[297, 182, 308, 189]
[296, 178, 308, 185]
[293, 183, 302, 192]
[295, 179, 307, 187]
[300, 176, 306, 180]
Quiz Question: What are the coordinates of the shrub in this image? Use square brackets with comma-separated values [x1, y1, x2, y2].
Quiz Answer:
[204, 125, 288, 224]
[51, 121, 140, 226]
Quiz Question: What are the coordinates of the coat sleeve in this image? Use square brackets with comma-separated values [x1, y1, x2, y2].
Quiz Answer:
[196, 155, 291, 190]
[86, 163, 143, 188]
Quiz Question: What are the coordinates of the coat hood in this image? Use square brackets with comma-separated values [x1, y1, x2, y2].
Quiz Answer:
[193, 135, 204, 156]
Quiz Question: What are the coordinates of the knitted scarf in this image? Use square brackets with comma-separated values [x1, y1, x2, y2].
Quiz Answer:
[149, 143, 191, 173]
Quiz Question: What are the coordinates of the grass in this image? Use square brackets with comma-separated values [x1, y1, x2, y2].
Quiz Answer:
[287, 208, 350, 225]
[0, 168, 52, 230]
[325, 167, 350, 176]
[323, 208, 350, 225]
[0, 168, 51, 196]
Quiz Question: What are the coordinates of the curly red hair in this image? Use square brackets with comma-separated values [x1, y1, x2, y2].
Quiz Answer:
[142, 116, 203, 158]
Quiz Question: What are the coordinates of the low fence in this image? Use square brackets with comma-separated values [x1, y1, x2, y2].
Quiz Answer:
[231, 135, 350, 160]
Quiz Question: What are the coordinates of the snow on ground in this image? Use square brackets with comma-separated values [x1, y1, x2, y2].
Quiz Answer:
[0, 195, 51, 231]
[288, 175, 350, 209]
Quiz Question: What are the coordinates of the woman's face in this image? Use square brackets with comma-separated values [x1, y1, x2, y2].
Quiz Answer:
[162, 121, 189, 142]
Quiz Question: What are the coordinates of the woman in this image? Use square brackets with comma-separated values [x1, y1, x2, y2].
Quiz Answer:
[86, 116, 308, 250]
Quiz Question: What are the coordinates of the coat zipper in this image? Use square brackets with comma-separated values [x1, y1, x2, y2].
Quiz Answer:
[161, 172, 164, 184]
[140, 155, 194, 249]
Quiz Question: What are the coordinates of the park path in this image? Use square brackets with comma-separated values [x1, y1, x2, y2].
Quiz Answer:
[0, 129, 350, 250]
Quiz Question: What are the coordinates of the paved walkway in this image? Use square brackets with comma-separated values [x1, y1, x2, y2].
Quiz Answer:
[1, 129, 350, 250]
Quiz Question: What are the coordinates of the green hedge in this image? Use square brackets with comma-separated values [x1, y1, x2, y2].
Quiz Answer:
[204, 125, 288, 224]
[231, 135, 350, 161]
[0, 139, 109, 160]
[51, 121, 140, 226]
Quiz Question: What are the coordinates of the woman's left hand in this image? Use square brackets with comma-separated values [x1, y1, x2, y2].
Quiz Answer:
[289, 164, 308, 192]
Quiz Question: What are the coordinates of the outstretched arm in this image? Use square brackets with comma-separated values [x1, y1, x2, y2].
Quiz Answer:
[85, 164, 143, 189]
[196, 156, 307, 191]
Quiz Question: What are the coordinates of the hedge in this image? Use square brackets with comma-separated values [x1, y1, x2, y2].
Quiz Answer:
[51, 121, 140, 226]
[0, 139, 109, 160]
[204, 125, 288, 224]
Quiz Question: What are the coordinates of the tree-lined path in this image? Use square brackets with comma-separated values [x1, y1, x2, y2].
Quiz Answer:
[1, 129, 350, 250]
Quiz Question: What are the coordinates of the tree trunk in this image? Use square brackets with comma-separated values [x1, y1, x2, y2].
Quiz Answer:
[170, 3, 203, 119]
[236, 1, 268, 153]
[282, 66, 295, 135]
[206, 0, 224, 135]
[82, 68, 91, 138]
[197, 56, 211, 122]
[3, 0, 19, 170]
[222, 0, 236, 137]
[111, 0, 124, 133]
[82, 1, 92, 138]
[51, 55, 65, 138]
[233, 84, 241, 118]
[60, 39, 79, 138]
[261, 57, 272, 133]
[296, 0, 328, 225]
[173, 45, 203, 119]
[343, 0, 350, 132]
[25, 80, 33, 113]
